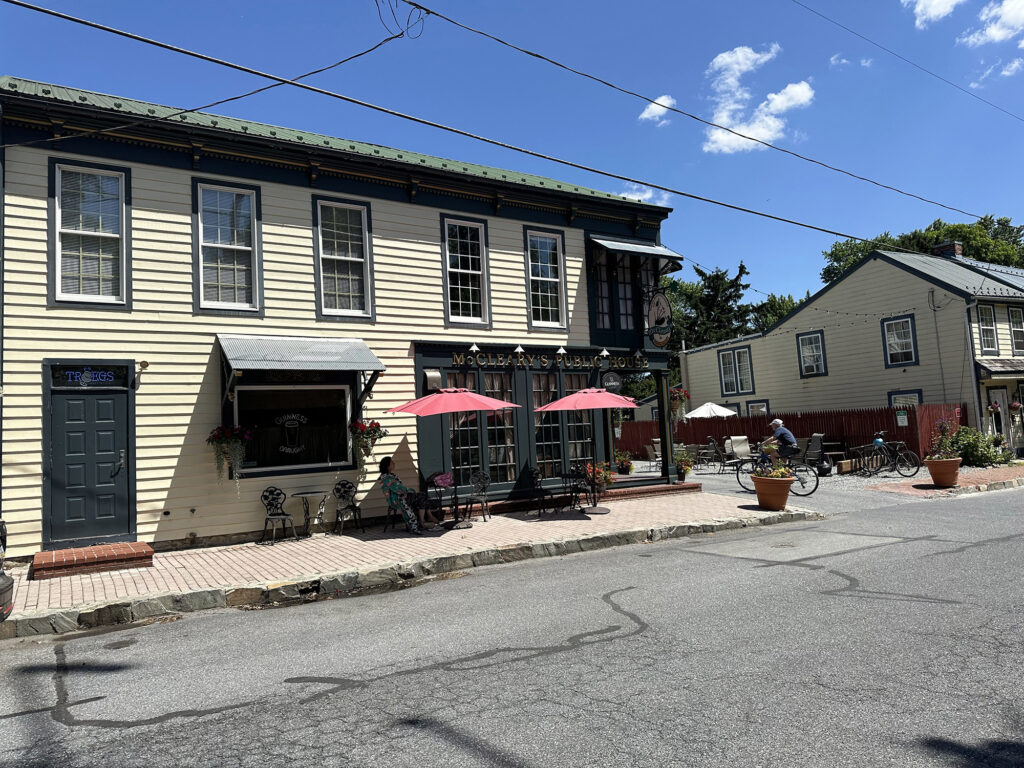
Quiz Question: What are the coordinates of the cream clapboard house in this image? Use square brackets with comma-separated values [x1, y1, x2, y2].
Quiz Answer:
[0, 77, 685, 557]
[684, 244, 1024, 453]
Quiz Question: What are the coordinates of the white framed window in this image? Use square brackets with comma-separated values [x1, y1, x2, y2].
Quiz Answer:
[199, 184, 256, 310]
[527, 230, 565, 328]
[719, 347, 753, 395]
[882, 316, 918, 367]
[1010, 307, 1024, 355]
[797, 331, 827, 377]
[978, 305, 998, 353]
[318, 201, 370, 316]
[888, 390, 922, 407]
[444, 218, 487, 323]
[55, 165, 125, 303]
[233, 384, 352, 473]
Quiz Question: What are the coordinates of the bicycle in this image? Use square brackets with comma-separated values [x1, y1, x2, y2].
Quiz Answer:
[858, 431, 921, 477]
[735, 440, 820, 496]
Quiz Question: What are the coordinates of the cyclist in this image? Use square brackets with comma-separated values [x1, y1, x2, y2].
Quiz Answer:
[767, 418, 800, 459]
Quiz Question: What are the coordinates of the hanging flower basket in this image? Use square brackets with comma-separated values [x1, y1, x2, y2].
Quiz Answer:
[349, 419, 388, 465]
[987, 402, 1001, 413]
[206, 425, 252, 496]
[1010, 401, 1021, 414]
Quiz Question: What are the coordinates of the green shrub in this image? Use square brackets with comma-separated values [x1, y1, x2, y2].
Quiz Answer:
[950, 426, 1012, 466]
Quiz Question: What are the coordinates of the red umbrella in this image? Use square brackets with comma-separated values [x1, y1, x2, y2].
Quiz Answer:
[386, 388, 520, 528]
[386, 388, 521, 417]
[535, 388, 638, 514]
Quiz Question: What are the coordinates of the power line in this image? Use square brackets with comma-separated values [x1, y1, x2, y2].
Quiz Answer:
[788, 0, 1024, 126]
[0, 31, 407, 151]
[0, 0, 958, 251]
[403, 0, 982, 219]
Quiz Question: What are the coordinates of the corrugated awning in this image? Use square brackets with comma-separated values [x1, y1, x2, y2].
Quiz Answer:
[588, 236, 683, 273]
[977, 358, 1024, 380]
[217, 334, 386, 372]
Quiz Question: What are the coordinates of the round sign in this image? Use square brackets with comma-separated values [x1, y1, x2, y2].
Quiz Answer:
[647, 291, 672, 348]
[602, 371, 622, 393]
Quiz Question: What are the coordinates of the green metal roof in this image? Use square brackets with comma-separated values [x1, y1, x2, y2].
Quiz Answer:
[878, 250, 1024, 300]
[0, 76, 663, 207]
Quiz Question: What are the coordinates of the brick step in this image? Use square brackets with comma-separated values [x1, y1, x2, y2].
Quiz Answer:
[31, 542, 154, 581]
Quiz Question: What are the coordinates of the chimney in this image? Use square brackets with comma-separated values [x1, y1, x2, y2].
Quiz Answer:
[931, 240, 963, 258]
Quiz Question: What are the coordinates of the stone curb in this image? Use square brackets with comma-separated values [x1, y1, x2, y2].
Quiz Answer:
[946, 476, 1024, 496]
[0, 508, 823, 640]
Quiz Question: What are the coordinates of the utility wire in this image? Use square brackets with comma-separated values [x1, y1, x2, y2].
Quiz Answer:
[0, 0, 964, 252]
[403, 0, 981, 219]
[788, 0, 1024, 126]
[0, 31, 407, 151]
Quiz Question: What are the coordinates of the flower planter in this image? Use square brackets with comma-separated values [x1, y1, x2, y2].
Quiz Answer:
[924, 457, 962, 487]
[751, 475, 795, 511]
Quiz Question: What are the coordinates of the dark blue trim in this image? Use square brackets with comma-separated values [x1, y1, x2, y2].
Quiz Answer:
[795, 330, 828, 379]
[887, 389, 923, 407]
[976, 303, 999, 354]
[311, 195, 376, 323]
[967, 306, 983, 426]
[746, 399, 770, 416]
[41, 357, 138, 550]
[1009, 305, 1024, 356]
[191, 177, 264, 318]
[440, 213, 493, 330]
[880, 313, 919, 368]
[717, 344, 755, 397]
[522, 225, 568, 333]
[46, 157, 134, 311]
[585, 230, 652, 350]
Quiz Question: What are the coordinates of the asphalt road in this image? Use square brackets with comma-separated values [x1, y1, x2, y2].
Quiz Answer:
[2, 487, 1024, 767]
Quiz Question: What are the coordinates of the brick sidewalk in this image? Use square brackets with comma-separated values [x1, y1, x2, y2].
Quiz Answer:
[7, 491, 789, 616]
[866, 463, 1024, 497]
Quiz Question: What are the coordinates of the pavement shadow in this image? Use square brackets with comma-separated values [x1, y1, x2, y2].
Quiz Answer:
[918, 736, 1024, 767]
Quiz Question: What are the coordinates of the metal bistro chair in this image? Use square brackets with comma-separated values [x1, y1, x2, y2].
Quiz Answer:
[561, 462, 589, 513]
[259, 486, 298, 545]
[526, 467, 555, 516]
[332, 480, 365, 535]
[463, 471, 491, 522]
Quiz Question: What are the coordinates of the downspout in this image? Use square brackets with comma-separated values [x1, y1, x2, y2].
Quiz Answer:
[964, 299, 982, 428]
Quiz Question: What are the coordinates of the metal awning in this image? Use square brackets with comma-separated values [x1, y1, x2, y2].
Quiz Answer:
[588, 236, 683, 273]
[977, 358, 1024, 380]
[218, 334, 385, 372]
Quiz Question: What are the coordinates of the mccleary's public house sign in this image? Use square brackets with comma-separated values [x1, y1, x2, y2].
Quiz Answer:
[451, 350, 650, 370]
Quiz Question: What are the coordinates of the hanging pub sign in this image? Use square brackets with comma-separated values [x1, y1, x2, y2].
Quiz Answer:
[50, 365, 132, 389]
[602, 371, 623, 393]
[646, 290, 672, 348]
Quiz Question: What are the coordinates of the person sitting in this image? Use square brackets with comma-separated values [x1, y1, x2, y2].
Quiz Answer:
[766, 418, 800, 459]
[379, 456, 441, 534]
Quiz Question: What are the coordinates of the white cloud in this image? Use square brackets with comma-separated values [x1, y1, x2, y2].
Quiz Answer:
[901, 0, 970, 29]
[621, 183, 671, 207]
[1002, 56, 1024, 73]
[829, 53, 850, 66]
[861, 57, 874, 67]
[959, 0, 1024, 46]
[638, 94, 677, 128]
[969, 61, 998, 87]
[702, 44, 814, 154]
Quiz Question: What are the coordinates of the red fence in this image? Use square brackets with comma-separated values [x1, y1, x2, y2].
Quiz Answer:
[617, 403, 966, 459]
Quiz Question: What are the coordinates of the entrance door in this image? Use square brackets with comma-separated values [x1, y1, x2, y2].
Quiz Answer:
[49, 390, 131, 545]
[987, 387, 1011, 444]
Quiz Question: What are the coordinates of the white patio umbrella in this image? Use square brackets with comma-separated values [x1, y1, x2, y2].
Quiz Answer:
[684, 401, 738, 419]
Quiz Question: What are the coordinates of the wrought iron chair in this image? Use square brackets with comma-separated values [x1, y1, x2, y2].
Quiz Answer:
[258, 486, 298, 545]
[332, 480, 364, 535]
[526, 467, 555, 516]
[561, 463, 589, 513]
[463, 471, 491, 522]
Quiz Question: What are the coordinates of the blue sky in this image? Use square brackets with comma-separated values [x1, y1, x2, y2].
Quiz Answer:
[2, 0, 1023, 302]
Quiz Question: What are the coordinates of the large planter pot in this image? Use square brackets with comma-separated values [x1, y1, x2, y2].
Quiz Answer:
[924, 457, 962, 487]
[752, 475, 795, 511]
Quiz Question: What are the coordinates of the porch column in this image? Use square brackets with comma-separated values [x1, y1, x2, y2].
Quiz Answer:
[655, 372, 675, 481]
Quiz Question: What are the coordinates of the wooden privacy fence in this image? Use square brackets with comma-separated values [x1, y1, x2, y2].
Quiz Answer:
[618, 403, 967, 459]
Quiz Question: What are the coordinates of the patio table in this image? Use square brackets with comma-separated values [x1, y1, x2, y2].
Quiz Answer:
[292, 490, 328, 536]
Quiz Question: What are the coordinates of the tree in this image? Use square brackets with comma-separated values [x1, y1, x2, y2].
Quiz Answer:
[820, 216, 1024, 284]
[751, 292, 803, 333]
[666, 262, 754, 350]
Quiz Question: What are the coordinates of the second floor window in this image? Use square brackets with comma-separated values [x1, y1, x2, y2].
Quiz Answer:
[56, 166, 124, 302]
[444, 219, 487, 323]
[319, 201, 370, 316]
[527, 231, 564, 327]
[882, 315, 918, 367]
[1010, 307, 1024, 355]
[719, 347, 753, 395]
[978, 305, 997, 352]
[797, 331, 827, 377]
[200, 185, 255, 309]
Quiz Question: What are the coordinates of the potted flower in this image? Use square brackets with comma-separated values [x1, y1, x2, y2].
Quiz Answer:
[673, 449, 694, 481]
[987, 401, 1001, 414]
[349, 418, 389, 464]
[1010, 401, 1022, 414]
[206, 425, 252, 495]
[924, 419, 961, 487]
[584, 461, 614, 494]
[614, 449, 634, 475]
[750, 460, 795, 511]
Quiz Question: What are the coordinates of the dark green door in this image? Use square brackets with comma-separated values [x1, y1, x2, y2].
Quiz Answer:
[49, 391, 131, 545]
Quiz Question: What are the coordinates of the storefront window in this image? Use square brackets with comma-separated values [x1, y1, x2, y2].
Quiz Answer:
[565, 373, 593, 465]
[484, 372, 516, 482]
[447, 371, 481, 485]
[235, 386, 350, 471]
[533, 373, 562, 478]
